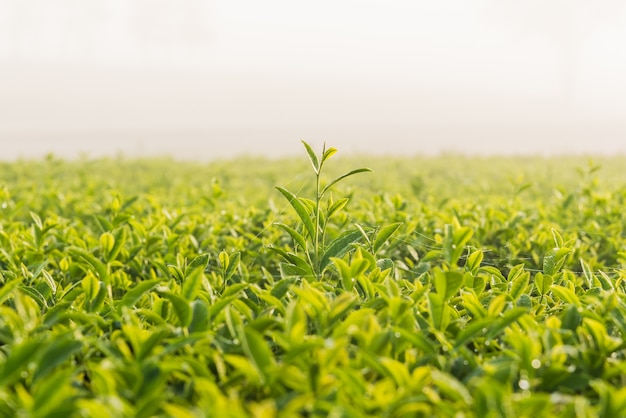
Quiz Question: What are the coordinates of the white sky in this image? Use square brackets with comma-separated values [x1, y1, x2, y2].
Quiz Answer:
[1, 0, 626, 158]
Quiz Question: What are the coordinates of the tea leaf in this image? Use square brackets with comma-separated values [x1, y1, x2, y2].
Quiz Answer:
[320, 229, 363, 270]
[161, 292, 192, 326]
[32, 335, 83, 383]
[117, 279, 161, 308]
[0, 337, 44, 386]
[433, 269, 464, 301]
[535, 272, 553, 296]
[429, 292, 450, 331]
[275, 222, 307, 251]
[543, 247, 571, 276]
[373, 222, 403, 254]
[301, 140, 320, 174]
[320, 168, 372, 198]
[276, 186, 316, 240]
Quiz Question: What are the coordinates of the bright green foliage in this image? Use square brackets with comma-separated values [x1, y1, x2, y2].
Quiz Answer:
[0, 152, 626, 417]
[273, 141, 372, 279]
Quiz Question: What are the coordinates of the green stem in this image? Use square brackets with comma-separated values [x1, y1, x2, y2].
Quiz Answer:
[314, 170, 321, 278]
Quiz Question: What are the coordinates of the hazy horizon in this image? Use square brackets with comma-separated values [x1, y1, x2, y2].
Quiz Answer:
[2, 0, 626, 159]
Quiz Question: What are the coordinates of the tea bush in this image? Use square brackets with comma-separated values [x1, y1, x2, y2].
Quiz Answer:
[1, 148, 626, 417]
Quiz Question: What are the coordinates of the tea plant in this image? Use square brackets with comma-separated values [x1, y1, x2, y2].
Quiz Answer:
[0, 151, 626, 417]
[270, 141, 372, 281]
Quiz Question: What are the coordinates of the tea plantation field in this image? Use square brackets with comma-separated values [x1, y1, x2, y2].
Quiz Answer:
[1, 145, 626, 417]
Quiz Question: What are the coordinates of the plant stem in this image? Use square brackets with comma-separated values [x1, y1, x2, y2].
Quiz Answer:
[314, 169, 321, 278]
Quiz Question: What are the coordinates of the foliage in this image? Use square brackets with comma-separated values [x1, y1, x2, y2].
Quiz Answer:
[273, 140, 372, 279]
[0, 151, 626, 417]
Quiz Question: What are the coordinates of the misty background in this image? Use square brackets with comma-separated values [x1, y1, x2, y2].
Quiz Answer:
[1, 0, 626, 160]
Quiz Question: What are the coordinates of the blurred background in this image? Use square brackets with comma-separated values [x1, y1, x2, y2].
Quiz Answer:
[1, 0, 626, 160]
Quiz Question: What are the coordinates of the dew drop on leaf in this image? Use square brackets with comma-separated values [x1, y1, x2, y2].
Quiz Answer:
[531, 359, 541, 369]
[518, 379, 530, 390]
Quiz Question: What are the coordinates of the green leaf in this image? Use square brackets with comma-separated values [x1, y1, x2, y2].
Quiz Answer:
[551, 285, 581, 307]
[182, 265, 204, 301]
[167, 264, 185, 283]
[136, 329, 169, 361]
[275, 222, 307, 250]
[561, 304, 582, 331]
[32, 370, 77, 418]
[597, 270, 614, 291]
[327, 197, 350, 219]
[301, 140, 319, 174]
[320, 168, 372, 198]
[443, 225, 473, 266]
[507, 263, 526, 282]
[580, 258, 594, 288]
[393, 327, 438, 355]
[279, 262, 314, 280]
[218, 251, 230, 271]
[117, 279, 161, 308]
[161, 292, 192, 326]
[509, 270, 530, 301]
[332, 257, 353, 291]
[276, 186, 316, 240]
[99, 232, 115, 256]
[373, 222, 403, 254]
[224, 355, 260, 383]
[224, 251, 241, 281]
[350, 258, 370, 278]
[30, 211, 43, 230]
[376, 356, 412, 388]
[19, 285, 47, 309]
[461, 291, 487, 319]
[241, 327, 273, 382]
[487, 294, 507, 317]
[466, 249, 483, 274]
[486, 307, 529, 339]
[322, 147, 337, 164]
[431, 370, 473, 405]
[454, 317, 493, 347]
[0, 337, 44, 386]
[433, 269, 464, 301]
[0, 276, 23, 304]
[552, 228, 564, 248]
[219, 282, 247, 297]
[208, 295, 240, 319]
[535, 272, 553, 296]
[185, 253, 209, 278]
[328, 293, 358, 326]
[320, 229, 363, 270]
[463, 271, 486, 294]
[32, 334, 83, 383]
[68, 247, 109, 282]
[82, 273, 99, 303]
[188, 300, 210, 333]
[41, 270, 57, 295]
[543, 247, 571, 275]
[429, 292, 450, 331]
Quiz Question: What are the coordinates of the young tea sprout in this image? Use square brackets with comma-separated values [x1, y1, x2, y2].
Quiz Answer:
[273, 141, 371, 280]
